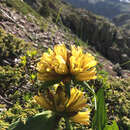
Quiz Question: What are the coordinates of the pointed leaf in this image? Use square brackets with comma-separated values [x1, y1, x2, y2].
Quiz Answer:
[92, 88, 107, 130]
[8, 111, 58, 130]
[8, 119, 25, 130]
[104, 121, 119, 130]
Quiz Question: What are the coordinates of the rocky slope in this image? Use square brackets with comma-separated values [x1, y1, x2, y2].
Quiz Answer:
[63, 0, 130, 40]
[22, 0, 130, 70]
[61, 8, 130, 68]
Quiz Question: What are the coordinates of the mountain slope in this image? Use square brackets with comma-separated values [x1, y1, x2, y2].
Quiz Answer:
[21, 0, 130, 70]
[0, 1, 130, 130]
[113, 13, 130, 36]
[63, 0, 130, 19]
[62, 8, 130, 69]
[63, 0, 130, 36]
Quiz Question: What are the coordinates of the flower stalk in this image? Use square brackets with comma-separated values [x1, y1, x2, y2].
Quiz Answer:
[65, 117, 73, 130]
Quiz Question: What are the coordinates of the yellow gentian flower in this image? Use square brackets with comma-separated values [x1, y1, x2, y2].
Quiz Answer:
[34, 85, 90, 125]
[37, 44, 97, 81]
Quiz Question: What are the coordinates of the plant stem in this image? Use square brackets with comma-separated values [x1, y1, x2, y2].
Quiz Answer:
[83, 81, 97, 110]
[54, 114, 61, 130]
[65, 117, 73, 130]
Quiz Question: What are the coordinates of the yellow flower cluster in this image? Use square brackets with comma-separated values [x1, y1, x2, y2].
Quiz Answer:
[37, 44, 97, 81]
[34, 85, 90, 125]
[35, 44, 98, 126]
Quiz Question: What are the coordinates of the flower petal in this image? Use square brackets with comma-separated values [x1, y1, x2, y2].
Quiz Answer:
[66, 88, 87, 112]
[70, 111, 90, 125]
[34, 94, 52, 110]
[75, 68, 97, 81]
[54, 44, 67, 62]
[54, 55, 68, 74]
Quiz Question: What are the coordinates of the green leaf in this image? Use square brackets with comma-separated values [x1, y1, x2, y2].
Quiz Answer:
[8, 111, 58, 130]
[56, 7, 62, 24]
[92, 88, 107, 130]
[8, 119, 25, 130]
[104, 121, 119, 130]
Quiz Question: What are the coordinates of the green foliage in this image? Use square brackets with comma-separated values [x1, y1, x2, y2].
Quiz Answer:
[0, 100, 40, 129]
[0, 27, 37, 93]
[26, 50, 37, 58]
[106, 77, 130, 130]
[65, 117, 73, 130]
[104, 121, 119, 130]
[0, 66, 22, 89]
[8, 111, 57, 130]
[8, 119, 25, 130]
[0, 28, 29, 63]
[56, 7, 63, 24]
[92, 88, 107, 130]
[97, 71, 110, 89]
[0, 28, 40, 129]
[20, 56, 27, 66]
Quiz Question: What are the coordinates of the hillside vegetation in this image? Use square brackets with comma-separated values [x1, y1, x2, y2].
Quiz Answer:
[0, 0, 130, 130]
